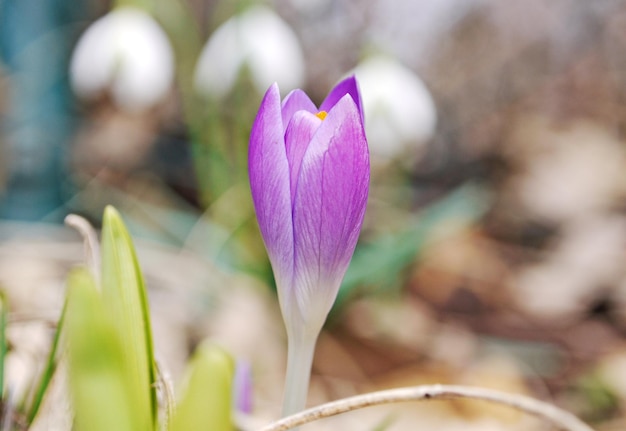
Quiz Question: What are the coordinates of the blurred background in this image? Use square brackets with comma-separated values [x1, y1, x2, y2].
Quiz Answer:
[1, 0, 626, 429]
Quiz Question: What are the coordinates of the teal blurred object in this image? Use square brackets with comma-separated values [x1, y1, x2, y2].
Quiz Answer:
[0, 0, 88, 221]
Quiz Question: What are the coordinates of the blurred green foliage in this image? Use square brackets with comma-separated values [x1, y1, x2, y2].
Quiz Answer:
[169, 343, 234, 431]
[62, 207, 234, 431]
[67, 268, 140, 431]
[335, 184, 489, 312]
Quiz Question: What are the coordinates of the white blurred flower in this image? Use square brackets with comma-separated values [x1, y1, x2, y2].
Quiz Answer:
[354, 55, 437, 159]
[69, 7, 175, 112]
[194, 6, 305, 98]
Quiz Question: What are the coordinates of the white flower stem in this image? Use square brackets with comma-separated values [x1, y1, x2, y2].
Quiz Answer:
[281, 333, 317, 418]
[263, 384, 595, 431]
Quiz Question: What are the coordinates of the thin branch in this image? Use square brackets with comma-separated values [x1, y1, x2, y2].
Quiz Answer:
[258, 384, 595, 431]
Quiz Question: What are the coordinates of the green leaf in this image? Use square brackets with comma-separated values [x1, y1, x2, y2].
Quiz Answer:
[23, 296, 66, 425]
[65, 268, 138, 431]
[169, 343, 234, 431]
[100, 206, 157, 429]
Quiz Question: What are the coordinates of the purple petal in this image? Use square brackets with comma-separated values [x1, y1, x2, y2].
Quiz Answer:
[233, 360, 253, 414]
[284, 111, 322, 202]
[291, 94, 369, 327]
[248, 83, 294, 286]
[319, 75, 364, 124]
[281, 89, 317, 129]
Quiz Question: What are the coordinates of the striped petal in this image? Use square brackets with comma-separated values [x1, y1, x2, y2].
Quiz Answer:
[319, 75, 364, 123]
[281, 89, 317, 128]
[248, 83, 294, 286]
[291, 94, 369, 330]
[284, 111, 322, 202]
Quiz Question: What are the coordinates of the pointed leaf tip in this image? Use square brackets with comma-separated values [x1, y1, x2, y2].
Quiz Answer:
[100, 206, 157, 427]
[170, 343, 234, 431]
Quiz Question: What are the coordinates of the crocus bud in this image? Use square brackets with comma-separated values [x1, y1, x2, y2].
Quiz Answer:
[249, 76, 369, 415]
[249, 76, 369, 341]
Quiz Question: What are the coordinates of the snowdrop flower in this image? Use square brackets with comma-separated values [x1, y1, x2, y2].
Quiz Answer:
[249, 76, 369, 415]
[354, 55, 437, 159]
[69, 7, 174, 112]
[194, 6, 304, 98]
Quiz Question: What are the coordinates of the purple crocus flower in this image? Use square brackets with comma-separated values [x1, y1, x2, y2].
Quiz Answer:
[249, 76, 369, 415]
[249, 76, 369, 339]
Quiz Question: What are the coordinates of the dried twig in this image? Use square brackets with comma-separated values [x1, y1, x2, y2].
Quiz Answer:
[258, 384, 595, 431]
[64, 214, 100, 283]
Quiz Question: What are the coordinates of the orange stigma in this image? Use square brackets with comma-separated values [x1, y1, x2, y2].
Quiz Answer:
[315, 111, 328, 120]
